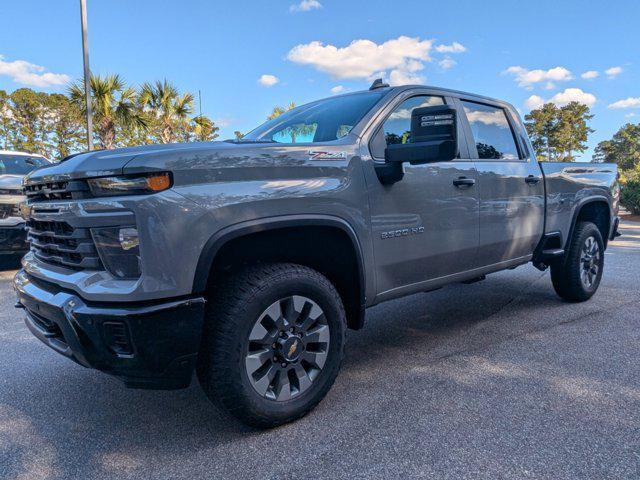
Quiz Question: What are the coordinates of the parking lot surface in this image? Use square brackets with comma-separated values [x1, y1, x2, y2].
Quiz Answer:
[1, 220, 639, 480]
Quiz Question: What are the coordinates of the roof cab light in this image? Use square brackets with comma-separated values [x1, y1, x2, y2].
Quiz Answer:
[86, 172, 172, 197]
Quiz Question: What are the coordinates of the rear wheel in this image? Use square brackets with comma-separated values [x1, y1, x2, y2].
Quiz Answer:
[551, 221, 604, 302]
[197, 263, 345, 428]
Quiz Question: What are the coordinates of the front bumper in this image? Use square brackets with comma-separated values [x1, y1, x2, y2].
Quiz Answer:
[0, 224, 28, 254]
[14, 270, 206, 390]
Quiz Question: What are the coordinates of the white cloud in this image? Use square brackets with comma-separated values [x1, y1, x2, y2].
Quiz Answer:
[438, 57, 456, 70]
[435, 42, 466, 54]
[625, 113, 636, 118]
[525, 95, 545, 110]
[525, 88, 596, 110]
[0, 55, 70, 88]
[550, 88, 596, 107]
[504, 66, 573, 88]
[289, 0, 322, 12]
[608, 97, 640, 109]
[213, 117, 232, 128]
[581, 70, 599, 80]
[464, 108, 510, 128]
[388, 68, 425, 86]
[287, 36, 433, 84]
[257, 74, 279, 87]
[605, 66, 623, 78]
[330, 85, 345, 94]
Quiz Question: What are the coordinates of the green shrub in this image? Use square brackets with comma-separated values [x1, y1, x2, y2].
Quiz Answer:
[621, 179, 640, 215]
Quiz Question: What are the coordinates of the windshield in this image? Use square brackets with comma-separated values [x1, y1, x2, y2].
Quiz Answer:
[0, 154, 48, 175]
[243, 91, 385, 144]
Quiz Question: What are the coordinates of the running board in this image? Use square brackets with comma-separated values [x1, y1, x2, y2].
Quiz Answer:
[461, 275, 486, 284]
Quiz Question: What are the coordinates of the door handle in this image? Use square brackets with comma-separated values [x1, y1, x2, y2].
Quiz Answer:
[525, 175, 541, 185]
[453, 177, 476, 188]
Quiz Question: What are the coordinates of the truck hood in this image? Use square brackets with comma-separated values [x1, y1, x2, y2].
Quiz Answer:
[0, 174, 24, 191]
[23, 142, 235, 185]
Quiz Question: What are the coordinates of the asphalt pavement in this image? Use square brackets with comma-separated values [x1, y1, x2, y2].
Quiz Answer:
[1, 220, 639, 479]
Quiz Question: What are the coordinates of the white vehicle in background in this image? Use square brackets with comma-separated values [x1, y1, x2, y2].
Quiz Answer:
[0, 151, 50, 257]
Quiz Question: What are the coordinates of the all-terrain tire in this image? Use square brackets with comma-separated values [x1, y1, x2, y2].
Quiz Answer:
[197, 263, 346, 428]
[551, 221, 604, 302]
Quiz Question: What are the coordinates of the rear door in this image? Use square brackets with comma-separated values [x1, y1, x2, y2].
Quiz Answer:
[457, 98, 544, 265]
[363, 90, 480, 301]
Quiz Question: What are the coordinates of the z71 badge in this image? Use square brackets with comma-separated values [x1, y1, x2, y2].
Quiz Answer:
[308, 150, 347, 161]
[381, 226, 425, 239]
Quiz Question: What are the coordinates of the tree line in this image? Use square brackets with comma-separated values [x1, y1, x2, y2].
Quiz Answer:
[525, 101, 639, 182]
[1, 77, 638, 187]
[0, 74, 219, 160]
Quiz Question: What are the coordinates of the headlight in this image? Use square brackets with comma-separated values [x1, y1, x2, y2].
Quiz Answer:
[86, 172, 172, 197]
[91, 226, 141, 279]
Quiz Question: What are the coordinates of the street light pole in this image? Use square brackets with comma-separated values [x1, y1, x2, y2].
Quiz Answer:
[80, 0, 93, 150]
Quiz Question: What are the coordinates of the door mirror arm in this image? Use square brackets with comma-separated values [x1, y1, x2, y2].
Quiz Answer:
[374, 161, 405, 185]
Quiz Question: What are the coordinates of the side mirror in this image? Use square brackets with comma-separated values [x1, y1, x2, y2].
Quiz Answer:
[375, 105, 458, 184]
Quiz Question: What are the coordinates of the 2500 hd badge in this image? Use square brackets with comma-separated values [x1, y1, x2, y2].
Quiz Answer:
[381, 226, 425, 239]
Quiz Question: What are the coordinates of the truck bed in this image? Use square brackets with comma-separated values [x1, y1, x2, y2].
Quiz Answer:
[539, 162, 618, 241]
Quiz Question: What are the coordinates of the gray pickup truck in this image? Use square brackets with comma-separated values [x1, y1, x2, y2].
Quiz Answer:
[15, 81, 619, 427]
[0, 151, 50, 256]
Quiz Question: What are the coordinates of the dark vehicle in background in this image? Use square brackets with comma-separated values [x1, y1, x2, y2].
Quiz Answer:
[14, 82, 619, 428]
[0, 151, 49, 257]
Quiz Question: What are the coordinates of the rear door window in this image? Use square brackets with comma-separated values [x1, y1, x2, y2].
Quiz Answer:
[461, 101, 520, 160]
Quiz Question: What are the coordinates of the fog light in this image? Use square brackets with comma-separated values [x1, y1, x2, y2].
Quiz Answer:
[119, 227, 139, 251]
[91, 226, 141, 279]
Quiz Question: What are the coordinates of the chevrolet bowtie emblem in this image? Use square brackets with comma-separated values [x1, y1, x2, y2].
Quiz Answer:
[288, 341, 298, 358]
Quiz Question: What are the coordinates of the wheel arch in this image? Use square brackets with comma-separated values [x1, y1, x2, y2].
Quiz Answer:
[566, 197, 613, 249]
[193, 215, 367, 330]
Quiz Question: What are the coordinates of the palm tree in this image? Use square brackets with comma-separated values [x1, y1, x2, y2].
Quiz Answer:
[140, 80, 194, 144]
[267, 101, 296, 120]
[69, 74, 146, 149]
[191, 115, 219, 142]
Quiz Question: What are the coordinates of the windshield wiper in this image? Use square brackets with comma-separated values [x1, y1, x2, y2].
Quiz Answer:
[224, 138, 277, 144]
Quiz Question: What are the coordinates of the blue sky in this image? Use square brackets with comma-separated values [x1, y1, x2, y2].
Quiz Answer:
[1, 0, 639, 160]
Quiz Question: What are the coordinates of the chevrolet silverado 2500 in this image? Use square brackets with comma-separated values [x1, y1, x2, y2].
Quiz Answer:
[15, 82, 620, 427]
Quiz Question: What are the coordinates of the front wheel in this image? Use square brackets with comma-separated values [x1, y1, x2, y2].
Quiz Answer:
[551, 221, 605, 302]
[197, 263, 346, 428]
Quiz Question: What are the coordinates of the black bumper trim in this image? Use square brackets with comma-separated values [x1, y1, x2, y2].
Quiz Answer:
[14, 270, 206, 390]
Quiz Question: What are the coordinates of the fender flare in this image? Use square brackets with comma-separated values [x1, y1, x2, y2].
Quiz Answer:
[565, 196, 613, 249]
[192, 214, 367, 326]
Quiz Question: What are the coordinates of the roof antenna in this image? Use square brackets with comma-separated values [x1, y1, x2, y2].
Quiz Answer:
[369, 78, 389, 90]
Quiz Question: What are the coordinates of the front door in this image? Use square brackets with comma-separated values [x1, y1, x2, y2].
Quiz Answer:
[363, 92, 480, 301]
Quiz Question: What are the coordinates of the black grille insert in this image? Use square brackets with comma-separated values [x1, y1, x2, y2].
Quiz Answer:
[24, 180, 90, 202]
[26, 218, 102, 270]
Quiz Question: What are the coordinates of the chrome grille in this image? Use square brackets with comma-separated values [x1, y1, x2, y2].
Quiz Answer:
[26, 218, 102, 270]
